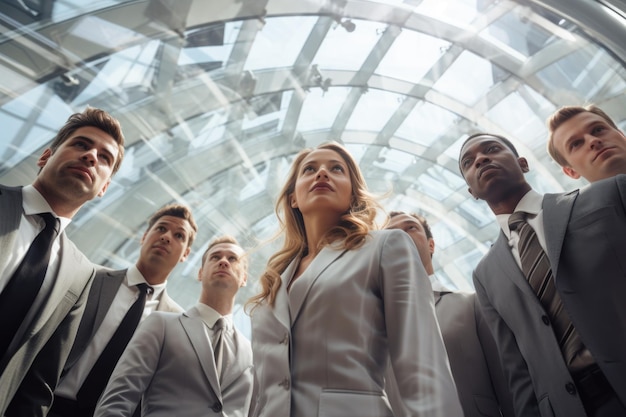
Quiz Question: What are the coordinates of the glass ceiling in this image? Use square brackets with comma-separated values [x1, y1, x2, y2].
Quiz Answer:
[1, 0, 625, 334]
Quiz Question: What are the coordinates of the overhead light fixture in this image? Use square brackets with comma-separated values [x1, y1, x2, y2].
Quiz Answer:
[333, 15, 356, 32]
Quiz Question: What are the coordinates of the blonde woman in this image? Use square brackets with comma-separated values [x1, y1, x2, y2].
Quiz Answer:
[248, 142, 462, 417]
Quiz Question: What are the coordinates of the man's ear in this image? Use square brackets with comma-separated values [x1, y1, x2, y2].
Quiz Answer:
[180, 246, 191, 263]
[37, 149, 52, 169]
[428, 238, 435, 257]
[562, 166, 581, 180]
[518, 157, 529, 173]
[467, 187, 476, 199]
[240, 272, 248, 288]
[96, 178, 111, 197]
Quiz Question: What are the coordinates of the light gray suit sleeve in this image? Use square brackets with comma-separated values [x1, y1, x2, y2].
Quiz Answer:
[382, 230, 462, 417]
[94, 312, 166, 417]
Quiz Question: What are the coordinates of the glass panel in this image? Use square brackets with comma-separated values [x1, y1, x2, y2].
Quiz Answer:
[455, 198, 493, 228]
[480, 8, 557, 59]
[486, 91, 548, 149]
[415, 0, 482, 28]
[432, 51, 497, 105]
[313, 19, 384, 70]
[297, 87, 350, 131]
[244, 16, 317, 70]
[376, 29, 450, 83]
[345, 88, 402, 132]
[395, 101, 460, 146]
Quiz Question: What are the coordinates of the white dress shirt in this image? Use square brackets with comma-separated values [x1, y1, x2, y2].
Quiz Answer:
[0, 185, 70, 294]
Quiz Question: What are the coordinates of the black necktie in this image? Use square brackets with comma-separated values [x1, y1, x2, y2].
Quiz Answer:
[508, 212, 584, 367]
[0, 213, 58, 358]
[76, 283, 151, 412]
[213, 317, 226, 381]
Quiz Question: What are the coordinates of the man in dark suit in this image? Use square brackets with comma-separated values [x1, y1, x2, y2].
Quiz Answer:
[50, 203, 197, 417]
[547, 104, 626, 183]
[94, 235, 254, 417]
[385, 211, 514, 417]
[459, 133, 626, 417]
[0, 107, 125, 417]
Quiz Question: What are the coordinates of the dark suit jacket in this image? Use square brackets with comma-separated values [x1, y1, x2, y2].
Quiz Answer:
[0, 185, 95, 417]
[473, 174, 626, 417]
[63, 268, 183, 374]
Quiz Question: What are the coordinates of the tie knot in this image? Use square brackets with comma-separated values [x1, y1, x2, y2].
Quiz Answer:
[508, 211, 527, 232]
[136, 283, 152, 295]
[39, 212, 58, 234]
[214, 317, 226, 331]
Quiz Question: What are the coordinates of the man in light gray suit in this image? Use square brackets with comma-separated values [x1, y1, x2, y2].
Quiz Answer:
[94, 235, 254, 417]
[386, 211, 514, 417]
[0, 107, 125, 417]
[459, 133, 626, 417]
[50, 203, 196, 417]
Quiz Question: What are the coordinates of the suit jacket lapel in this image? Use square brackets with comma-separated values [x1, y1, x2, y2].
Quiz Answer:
[288, 245, 347, 326]
[0, 186, 23, 275]
[492, 233, 537, 299]
[180, 307, 221, 399]
[272, 260, 296, 331]
[542, 191, 577, 279]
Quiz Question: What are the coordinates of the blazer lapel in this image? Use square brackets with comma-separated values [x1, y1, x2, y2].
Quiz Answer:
[0, 186, 23, 275]
[288, 245, 347, 325]
[180, 307, 221, 399]
[492, 233, 537, 299]
[542, 191, 577, 279]
[272, 260, 296, 331]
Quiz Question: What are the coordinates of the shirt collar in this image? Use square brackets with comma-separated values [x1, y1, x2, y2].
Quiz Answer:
[126, 264, 167, 300]
[195, 303, 233, 330]
[496, 189, 543, 239]
[429, 274, 452, 292]
[22, 184, 71, 233]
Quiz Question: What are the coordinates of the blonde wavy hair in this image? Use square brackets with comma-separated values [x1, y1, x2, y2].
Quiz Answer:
[248, 142, 380, 308]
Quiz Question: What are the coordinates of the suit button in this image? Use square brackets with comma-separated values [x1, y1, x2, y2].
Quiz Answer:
[541, 315, 550, 325]
[211, 401, 223, 412]
[278, 377, 290, 390]
[281, 333, 289, 344]
[565, 382, 577, 395]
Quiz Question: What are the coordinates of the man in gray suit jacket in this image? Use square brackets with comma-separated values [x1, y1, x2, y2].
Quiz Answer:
[547, 104, 626, 183]
[386, 211, 514, 417]
[0, 107, 125, 417]
[50, 203, 197, 417]
[459, 133, 626, 417]
[94, 235, 254, 417]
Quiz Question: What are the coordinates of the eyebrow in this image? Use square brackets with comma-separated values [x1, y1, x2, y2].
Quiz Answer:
[460, 140, 500, 163]
[74, 135, 117, 162]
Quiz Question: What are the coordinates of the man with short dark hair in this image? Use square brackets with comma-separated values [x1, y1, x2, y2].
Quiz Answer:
[94, 236, 254, 417]
[458, 132, 626, 417]
[50, 203, 197, 417]
[0, 107, 125, 417]
[547, 104, 626, 182]
[385, 211, 514, 417]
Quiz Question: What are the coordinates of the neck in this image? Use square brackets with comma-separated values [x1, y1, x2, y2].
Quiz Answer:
[136, 262, 171, 286]
[32, 182, 82, 218]
[199, 292, 235, 316]
[302, 212, 341, 257]
[487, 183, 532, 215]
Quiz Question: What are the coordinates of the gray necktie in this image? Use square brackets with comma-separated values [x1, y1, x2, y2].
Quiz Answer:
[213, 317, 226, 381]
[508, 212, 584, 366]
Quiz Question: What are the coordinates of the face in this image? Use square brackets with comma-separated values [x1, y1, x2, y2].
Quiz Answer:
[459, 136, 529, 203]
[386, 214, 434, 273]
[552, 112, 626, 182]
[290, 149, 353, 218]
[138, 215, 192, 279]
[34, 126, 120, 213]
[198, 243, 247, 291]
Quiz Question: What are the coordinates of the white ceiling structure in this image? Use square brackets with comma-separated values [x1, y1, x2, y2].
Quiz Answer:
[1, 0, 624, 331]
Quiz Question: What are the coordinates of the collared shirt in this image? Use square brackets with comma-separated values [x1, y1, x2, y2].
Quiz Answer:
[495, 189, 546, 270]
[0, 185, 70, 294]
[195, 303, 233, 346]
[55, 265, 166, 399]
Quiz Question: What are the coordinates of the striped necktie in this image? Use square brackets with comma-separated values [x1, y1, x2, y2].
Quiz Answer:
[508, 212, 585, 367]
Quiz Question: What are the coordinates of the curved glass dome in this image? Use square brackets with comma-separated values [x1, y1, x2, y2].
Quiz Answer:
[1, 0, 624, 333]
